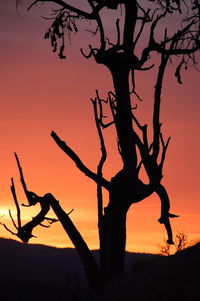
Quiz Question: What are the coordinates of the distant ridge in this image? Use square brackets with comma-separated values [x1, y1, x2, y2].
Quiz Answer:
[0, 237, 86, 288]
[0, 237, 199, 300]
[0, 237, 155, 288]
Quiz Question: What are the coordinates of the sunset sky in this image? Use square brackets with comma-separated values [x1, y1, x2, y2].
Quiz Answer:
[0, 0, 200, 254]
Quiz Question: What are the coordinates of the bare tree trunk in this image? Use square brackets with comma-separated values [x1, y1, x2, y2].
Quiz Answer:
[100, 193, 129, 285]
[98, 65, 136, 285]
[99, 176, 153, 286]
[110, 64, 137, 174]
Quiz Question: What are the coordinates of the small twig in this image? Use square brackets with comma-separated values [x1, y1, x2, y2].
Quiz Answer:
[39, 223, 51, 228]
[86, 25, 99, 36]
[2, 224, 16, 236]
[106, 37, 115, 47]
[8, 210, 18, 230]
[27, 0, 38, 11]
[80, 48, 93, 59]
[131, 113, 148, 150]
[131, 89, 143, 102]
[44, 216, 59, 224]
[159, 134, 171, 171]
[11, 178, 21, 228]
[116, 18, 120, 46]
[108, 91, 117, 120]
[14, 153, 38, 206]
[133, 8, 151, 49]
[95, 90, 115, 128]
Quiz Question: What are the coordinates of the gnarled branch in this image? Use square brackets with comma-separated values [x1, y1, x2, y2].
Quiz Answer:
[155, 184, 179, 245]
[4, 153, 100, 290]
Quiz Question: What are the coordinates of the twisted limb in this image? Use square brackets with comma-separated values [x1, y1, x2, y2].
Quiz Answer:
[2, 153, 100, 290]
[155, 184, 179, 244]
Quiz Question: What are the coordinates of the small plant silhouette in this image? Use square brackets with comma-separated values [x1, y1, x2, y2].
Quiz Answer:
[159, 231, 189, 256]
[175, 231, 188, 253]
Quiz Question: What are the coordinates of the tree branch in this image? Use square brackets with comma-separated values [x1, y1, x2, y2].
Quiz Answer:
[80, 45, 95, 59]
[51, 130, 111, 190]
[155, 184, 179, 245]
[133, 8, 151, 49]
[48, 193, 100, 289]
[8, 209, 18, 230]
[152, 53, 169, 160]
[28, 0, 94, 19]
[91, 92, 108, 230]
[159, 134, 171, 172]
[28, 0, 117, 20]
[14, 152, 38, 206]
[87, 0, 106, 51]
[11, 178, 21, 229]
[95, 90, 115, 128]
[5, 154, 101, 289]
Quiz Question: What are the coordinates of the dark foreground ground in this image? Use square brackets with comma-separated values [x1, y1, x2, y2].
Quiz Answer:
[0, 238, 199, 301]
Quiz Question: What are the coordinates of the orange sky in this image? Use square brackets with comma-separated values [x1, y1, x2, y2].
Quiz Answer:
[0, 0, 200, 254]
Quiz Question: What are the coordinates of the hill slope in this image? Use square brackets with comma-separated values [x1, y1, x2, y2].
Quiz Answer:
[0, 237, 156, 301]
[104, 242, 200, 301]
[0, 237, 199, 301]
[0, 237, 86, 288]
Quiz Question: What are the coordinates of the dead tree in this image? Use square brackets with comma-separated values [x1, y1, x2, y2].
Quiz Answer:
[6, 0, 200, 289]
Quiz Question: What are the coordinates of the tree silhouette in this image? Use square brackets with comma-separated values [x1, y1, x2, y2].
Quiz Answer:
[5, 0, 200, 290]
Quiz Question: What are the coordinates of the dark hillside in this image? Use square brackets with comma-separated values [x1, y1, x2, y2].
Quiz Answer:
[104, 243, 200, 301]
[0, 237, 85, 288]
[0, 237, 199, 301]
[0, 237, 157, 286]
[0, 237, 156, 300]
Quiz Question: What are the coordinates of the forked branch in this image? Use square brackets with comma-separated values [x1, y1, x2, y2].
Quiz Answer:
[159, 133, 171, 172]
[95, 90, 115, 128]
